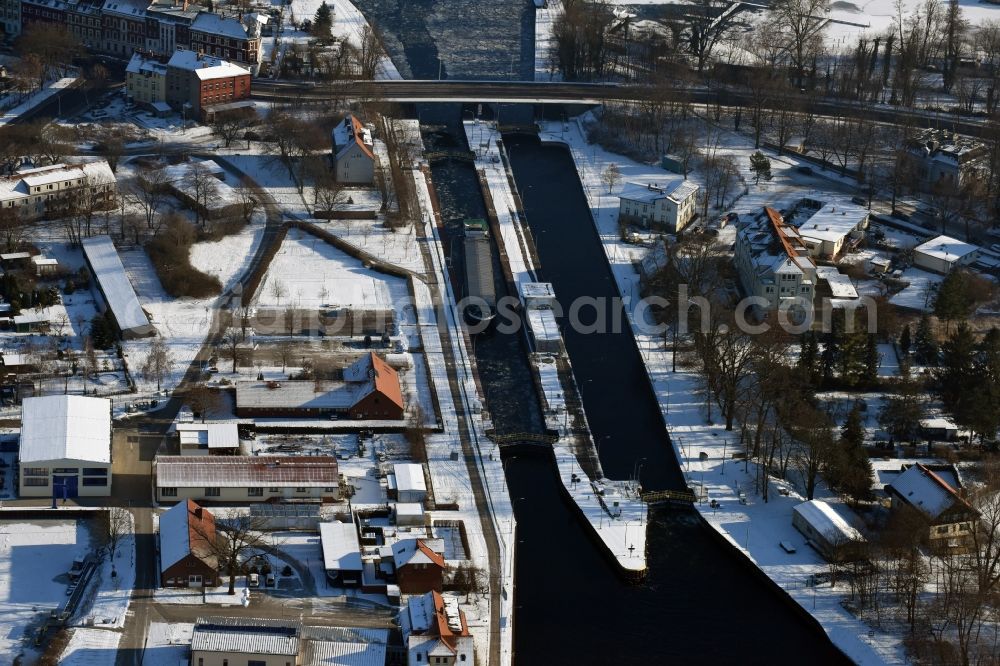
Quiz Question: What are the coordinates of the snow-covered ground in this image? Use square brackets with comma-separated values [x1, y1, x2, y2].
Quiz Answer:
[888, 267, 942, 312]
[0, 76, 79, 126]
[142, 621, 194, 666]
[0, 519, 94, 664]
[281, 0, 402, 80]
[540, 116, 908, 664]
[59, 628, 121, 666]
[534, 0, 562, 82]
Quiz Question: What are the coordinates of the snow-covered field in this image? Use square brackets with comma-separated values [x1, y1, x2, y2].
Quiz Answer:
[59, 628, 121, 666]
[534, 0, 563, 82]
[0, 519, 94, 664]
[888, 267, 942, 312]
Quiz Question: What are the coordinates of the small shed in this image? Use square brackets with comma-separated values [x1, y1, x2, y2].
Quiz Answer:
[392, 463, 427, 504]
[319, 521, 363, 587]
[395, 502, 425, 527]
[791, 500, 865, 561]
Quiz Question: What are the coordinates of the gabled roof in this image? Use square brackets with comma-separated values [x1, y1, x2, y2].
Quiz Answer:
[344, 353, 404, 412]
[156, 456, 339, 488]
[190, 12, 251, 40]
[192, 617, 300, 656]
[887, 462, 978, 521]
[333, 115, 375, 161]
[319, 521, 363, 572]
[159, 499, 217, 572]
[19, 395, 111, 463]
[392, 538, 444, 569]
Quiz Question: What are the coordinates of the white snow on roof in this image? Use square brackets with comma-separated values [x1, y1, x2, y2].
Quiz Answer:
[167, 49, 250, 80]
[81, 235, 154, 335]
[619, 178, 698, 204]
[393, 463, 426, 493]
[888, 464, 962, 520]
[792, 500, 863, 544]
[395, 502, 424, 518]
[158, 500, 192, 571]
[126, 52, 167, 76]
[526, 307, 560, 341]
[176, 422, 239, 449]
[19, 395, 111, 463]
[914, 235, 979, 262]
[191, 12, 250, 40]
[302, 629, 387, 666]
[815, 266, 859, 299]
[797, 203, 868, 244]
[191, 618, 300, 656]
[319, 521, 362, 572]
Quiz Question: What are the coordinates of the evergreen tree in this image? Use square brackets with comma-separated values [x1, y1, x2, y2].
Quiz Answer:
[863, 334, 880, 386]
[312, 1, 333, 37]
[938, 323, 977, 410]
[831, 404, 873, 504]
[933, 270, 974, 333]
[798, 330, 818, 384]
[899, 323, 911, 356]
[879, 380, 924, 442]
[914, 314, 938, 366]
[749, 150, 772, 184]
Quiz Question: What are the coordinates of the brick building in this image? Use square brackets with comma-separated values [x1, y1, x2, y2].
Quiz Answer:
[159, 499, 219, 587]
[392, 539, 445, 594]
[165, 49, 250, 119]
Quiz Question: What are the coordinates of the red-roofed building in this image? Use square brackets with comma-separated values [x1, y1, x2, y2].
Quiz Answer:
[331, 114, 376, 185]
[159, 500, 219, 587]
[401, 591, 474, 666]
[347, 352, 405, 420]
[885, 462, 980, 552]
[392, 538, 445, 593]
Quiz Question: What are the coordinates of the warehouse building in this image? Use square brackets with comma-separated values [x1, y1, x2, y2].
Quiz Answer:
[155, 456, 340, 503]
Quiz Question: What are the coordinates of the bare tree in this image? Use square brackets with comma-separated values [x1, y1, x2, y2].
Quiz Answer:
[601, 163, 621, 193]
[222, 330, 242, 374]
[102, 507, 131, 578]
[141, 336, 173, 391]
[194, 510, 272, 595]
[770, 0, 831, 89]
[186, 384, 222, 422]
[189, 162, 220, 228]
[134, 168, 169, 232]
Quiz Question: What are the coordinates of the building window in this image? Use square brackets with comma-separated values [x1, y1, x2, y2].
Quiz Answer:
[83, 477, 107, 486]
[52, 468, 78, 474]
[205, 487, 221, 497]
[268, 487, 279, 493]
[22, 467, 48, 476]
[248, 487, 263, 497]
[295, 487, 306, 493]
[24, 478, 49, 486]
[82, 468, 108, 476]
[161, 487, 178, 497]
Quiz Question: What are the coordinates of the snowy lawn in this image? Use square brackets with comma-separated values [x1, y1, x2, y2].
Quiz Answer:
[59, 628, 120, 666]
[0, 519, 95, 663]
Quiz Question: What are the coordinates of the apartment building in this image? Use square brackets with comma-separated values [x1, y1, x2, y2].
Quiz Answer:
[0, 161, 115, 220]
[617, 178, 699, 233]
[165, 49, 250, 118]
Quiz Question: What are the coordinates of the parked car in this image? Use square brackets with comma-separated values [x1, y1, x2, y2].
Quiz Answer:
[797, 166, 813, 175]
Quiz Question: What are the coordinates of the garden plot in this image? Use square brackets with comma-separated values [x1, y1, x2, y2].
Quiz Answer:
[0, 518, 95, 664]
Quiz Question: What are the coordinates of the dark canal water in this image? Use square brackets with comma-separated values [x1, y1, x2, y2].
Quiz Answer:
[359, 1, 851, 663]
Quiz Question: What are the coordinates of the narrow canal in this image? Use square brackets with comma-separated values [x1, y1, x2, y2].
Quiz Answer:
[357, 1, 850, 661]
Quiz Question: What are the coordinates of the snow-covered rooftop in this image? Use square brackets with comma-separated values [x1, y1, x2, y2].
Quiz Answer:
[19, 395, 111, 463]
[815, 266, 858, 299]
[126, 52, 168, 76]
[81, 235, 155, 336]
[619, 179, 698, 205]
[914, 235, 979, 262]
[191, 617, 300, 656]
[797, 203, 868, 244]
[176, 422, 239, 450]
[393, 463, 426, 494]
[156, 456, 339, 488]
[792, 500, 863, 544]
[319, 521, 362, 572]
[167, 50, 250, 80]
[886, 463, 972, 521]
[190, 12, 251, 40]
[301, 628, 388, 666]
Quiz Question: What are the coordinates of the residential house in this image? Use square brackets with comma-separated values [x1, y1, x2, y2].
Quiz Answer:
[904, 129, 988, 192]
[159, 499, 218, 587]
[154, 455, 340, 503]
[617, 179, 699, 233]
[331, 114, 375, 185]
[125, 51, 169, 111]
[400, 591, 474, 666]
[885, 462, 980, 552]
[235, 353, 405, 420]
[188, 11, 264, 73]
[912, 235, 980, 274]
[18, 395, 112, 498]
[392, 538, 445, 594]
[791, 499, 865, 561]
[734, 207, 816, 320]
[165, 49, 251, 120]
[190, 617, 301, 666]
[0, 161, 115, 221]
[795, 201, 869, 260]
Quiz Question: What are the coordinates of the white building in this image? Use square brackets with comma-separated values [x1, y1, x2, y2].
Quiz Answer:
[18, 395, 112, 498]
[81, 235, 156, 339]
[0, 161, 115, 221]
[913, 235, 980, 274]
[155, 456, 340, 503]
[125, 52, 168, 110]
[319, 521, 363, 587]
[905, 129, 988, 192]
[190, 617, 301, 666]
[734, 207, 816, 318]
[331, 114, 376, 185]
[521, 282, 560, 354]
[796, 202, 869, 259]
[175, 422, 240, 456]
[791, 499, 865, 561]
[392, 463, 427, 504]
[617, 179, 699, 233]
